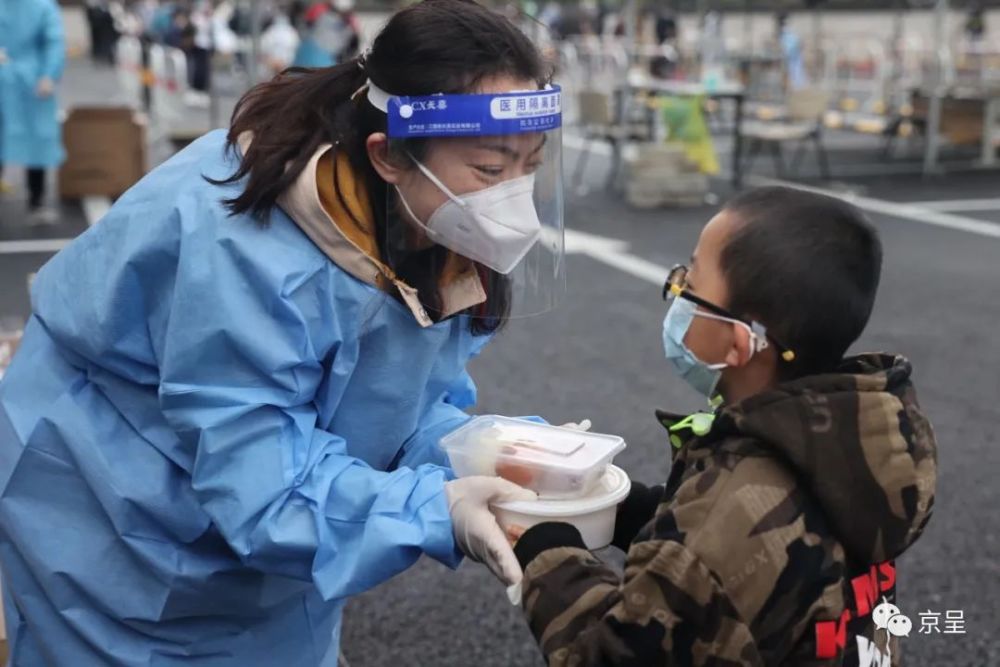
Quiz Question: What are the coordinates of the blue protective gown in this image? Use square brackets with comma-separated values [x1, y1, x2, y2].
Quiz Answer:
[292, 38, 336, 69]
[0, 131, 483, 665]
[0, 0, 66, 168]
[780, 29, 807, 90]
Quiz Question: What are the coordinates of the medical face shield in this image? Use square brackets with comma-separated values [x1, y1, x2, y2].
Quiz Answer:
[369, 82, 565, 321]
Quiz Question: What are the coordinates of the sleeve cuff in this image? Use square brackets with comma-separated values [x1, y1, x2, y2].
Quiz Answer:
[414, 468, 464, 569]
[611, 482, 664, 551]
[514, 521, 586, 569]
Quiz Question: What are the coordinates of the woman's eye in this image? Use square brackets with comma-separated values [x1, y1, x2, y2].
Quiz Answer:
[474, 166, 504, 177]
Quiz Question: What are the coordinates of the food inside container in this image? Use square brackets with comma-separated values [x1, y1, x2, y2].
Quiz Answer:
[440, 415, 626, 498]
[494, 464, 632, 549]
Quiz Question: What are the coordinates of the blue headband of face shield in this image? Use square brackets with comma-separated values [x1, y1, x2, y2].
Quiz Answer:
[362, 79, 566, 315]
[365, 81, 562, 138]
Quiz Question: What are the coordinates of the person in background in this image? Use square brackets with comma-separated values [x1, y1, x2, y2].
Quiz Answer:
[966, 1, 987, 43]
[332, 0, 361, 62]
[86, 0, 103, 59]
[212, 0, 240, 65]
[0, 0, 66, 223]
[309, 0, 360, 64]
[164, 6, 192, 50]
[86, 0, 119, 65]
[260, 10, 300, 77]
[649, 7, 679, 79]
[292, 2, 336, 68]
[655, 7, 678, 45]
[776, 11, 807, 90]
[133, 0, 161, 36]
[186, 0, 214, 103]
[149, 0, 178, 43]
[557, 1, 597, 38]
[537, 1, 562, 35]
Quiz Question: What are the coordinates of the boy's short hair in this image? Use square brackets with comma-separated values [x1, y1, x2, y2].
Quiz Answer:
[720, 186, 882, 380]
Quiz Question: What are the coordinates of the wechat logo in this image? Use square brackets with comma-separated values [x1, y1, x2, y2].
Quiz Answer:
[859, 598, 912, 666]
[873, 598, 912, 638]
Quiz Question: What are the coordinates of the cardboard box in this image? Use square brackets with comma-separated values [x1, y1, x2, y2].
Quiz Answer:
[625, 172, 708, 209]
[911, 93, 986, 146]
[59, 107, 147, 199]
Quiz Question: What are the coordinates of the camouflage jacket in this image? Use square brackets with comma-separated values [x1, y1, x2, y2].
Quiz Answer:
[514, 354, 937, 666]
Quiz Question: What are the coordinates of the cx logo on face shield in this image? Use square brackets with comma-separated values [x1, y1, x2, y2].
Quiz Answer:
[399, 100, 448, 118]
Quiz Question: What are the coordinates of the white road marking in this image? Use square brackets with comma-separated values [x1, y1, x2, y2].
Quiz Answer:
[0, 239, 72, 255]
[750, 178, 1000, 239]
[911, 197, 1000, 212]
[564, 228, 668, 286]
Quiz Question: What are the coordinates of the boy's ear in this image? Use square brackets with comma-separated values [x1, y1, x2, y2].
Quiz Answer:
[724, 323, 755, 368]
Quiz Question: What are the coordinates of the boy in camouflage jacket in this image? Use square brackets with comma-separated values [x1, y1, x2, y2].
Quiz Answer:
[511, 187, 937, 666]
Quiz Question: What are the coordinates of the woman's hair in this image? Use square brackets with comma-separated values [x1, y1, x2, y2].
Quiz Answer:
[211, 0, 550, 335]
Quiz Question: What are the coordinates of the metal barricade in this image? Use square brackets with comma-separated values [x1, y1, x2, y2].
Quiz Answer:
[148, 44, 191, 132]
[115, 35, 145, 110]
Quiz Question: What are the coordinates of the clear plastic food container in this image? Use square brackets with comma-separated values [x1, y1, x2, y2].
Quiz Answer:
[440, 415, 626, 498]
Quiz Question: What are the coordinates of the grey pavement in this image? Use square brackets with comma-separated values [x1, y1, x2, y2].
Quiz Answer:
[2, 53, 998, 667]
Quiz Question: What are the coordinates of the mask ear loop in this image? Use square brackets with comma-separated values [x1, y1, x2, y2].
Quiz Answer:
[392, 152, 470, 239]
[690, 307, 795, 360]
[393, 185, 430, 233]
[690, 309, 764, 365]
[405, 153, 466, 206]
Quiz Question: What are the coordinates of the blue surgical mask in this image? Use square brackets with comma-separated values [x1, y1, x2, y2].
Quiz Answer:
[662, 298, 726, 398]
[662, 297, 762, 399]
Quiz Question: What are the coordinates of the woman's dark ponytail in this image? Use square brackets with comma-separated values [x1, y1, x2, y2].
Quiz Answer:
[210, 60, 368, 218]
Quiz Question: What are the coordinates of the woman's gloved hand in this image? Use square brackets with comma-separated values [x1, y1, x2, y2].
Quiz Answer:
[445, 476, 537, 585]
[560, 419, 592, 431]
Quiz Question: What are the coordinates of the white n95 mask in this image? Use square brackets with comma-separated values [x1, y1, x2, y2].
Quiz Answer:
[395, 157, 542, 275]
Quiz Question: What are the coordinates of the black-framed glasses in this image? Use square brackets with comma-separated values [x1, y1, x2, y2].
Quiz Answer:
[662, 264, 796, 363]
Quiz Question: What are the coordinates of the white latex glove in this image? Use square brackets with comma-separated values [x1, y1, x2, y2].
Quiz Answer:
[506, 580, 523, 607]
[560, 419, 592, 432]
[445, 476, 537, 586]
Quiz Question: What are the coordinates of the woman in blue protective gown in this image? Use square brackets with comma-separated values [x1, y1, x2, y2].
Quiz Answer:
[0, 1, 564, 664]
[0, 0, 65, 222]
[291, 2, 337, 69]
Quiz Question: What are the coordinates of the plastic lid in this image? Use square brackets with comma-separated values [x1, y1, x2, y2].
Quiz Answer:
[440, 415, 626, 473]
[495, 465, 631, 516]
